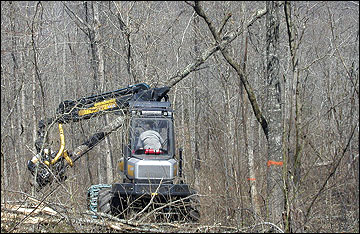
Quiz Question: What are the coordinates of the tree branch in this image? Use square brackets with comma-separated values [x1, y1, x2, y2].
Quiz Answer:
[303, 123, 358, 226]
[191, 1, 269, 138]
[165, 2, 267, 92]
[218, 13, 232, 35]
[62, 2, 91, 36]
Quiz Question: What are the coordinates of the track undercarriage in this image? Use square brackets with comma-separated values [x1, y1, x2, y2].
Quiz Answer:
[88, 183, 200, 222]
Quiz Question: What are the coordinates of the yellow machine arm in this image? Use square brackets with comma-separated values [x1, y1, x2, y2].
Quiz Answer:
[43, 123, 73, 167]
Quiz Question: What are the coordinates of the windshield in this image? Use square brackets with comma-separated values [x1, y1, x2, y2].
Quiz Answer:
[130, 118, 173, 157]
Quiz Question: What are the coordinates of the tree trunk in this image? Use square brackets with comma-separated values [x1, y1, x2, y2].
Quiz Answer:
[192, 14, 201, 190]
[94, 2, 114, 184]
[69, 1, 113, 184]
[284, 1, 303, 232]
[9, 1, 23, 190]
[243, 86, 262, 219]
[265, 1, 284, 228]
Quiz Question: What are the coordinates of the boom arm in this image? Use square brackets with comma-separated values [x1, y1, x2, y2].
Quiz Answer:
[28, 83, 170, 189]
[56, 83, 150, 123]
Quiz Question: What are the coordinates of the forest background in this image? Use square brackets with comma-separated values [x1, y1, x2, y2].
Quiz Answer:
[1, 1, 359, 233]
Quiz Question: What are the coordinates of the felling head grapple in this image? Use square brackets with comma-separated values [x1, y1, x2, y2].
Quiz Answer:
[27, 83, 199, 222]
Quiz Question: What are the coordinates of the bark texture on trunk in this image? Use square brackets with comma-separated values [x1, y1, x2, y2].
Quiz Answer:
[265, 0, 284, 228]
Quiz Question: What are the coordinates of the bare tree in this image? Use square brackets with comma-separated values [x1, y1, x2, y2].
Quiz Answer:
[63, 1, 113, 184]
[1, 2, 358, 232]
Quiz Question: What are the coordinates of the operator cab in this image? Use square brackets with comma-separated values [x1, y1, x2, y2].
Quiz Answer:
[128, 101, 175, 160]
[121, 101, 177, 182]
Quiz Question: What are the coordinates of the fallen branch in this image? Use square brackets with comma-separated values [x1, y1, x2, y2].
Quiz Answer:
[2, 204, 57, 216]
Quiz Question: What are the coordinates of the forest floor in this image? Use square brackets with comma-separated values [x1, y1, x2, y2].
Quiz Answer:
[1, 202, 251, 233]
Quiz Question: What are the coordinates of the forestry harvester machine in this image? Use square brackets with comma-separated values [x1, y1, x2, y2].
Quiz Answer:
[27, 83, 199, 221]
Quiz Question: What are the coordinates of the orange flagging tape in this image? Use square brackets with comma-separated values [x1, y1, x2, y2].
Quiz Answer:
[267, 160, 283, 167]
[247, 178, 256, 181]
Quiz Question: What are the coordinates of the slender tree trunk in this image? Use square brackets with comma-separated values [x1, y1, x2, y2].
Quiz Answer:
[94, 2, 113, 184]
[222, 79, 232, 223]
[243, 88, 262, 219]
[192, 14, 201, 190]
[9, 1, 23, 190]
[83, 2, 102, 184]
[72, 1, 113, 184]
[284, 1, 303, 232]
[20, 76, 26, 188]
[31, 68, 38, 196]
[240, 33, 262, 219]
